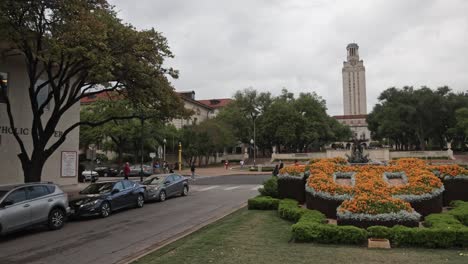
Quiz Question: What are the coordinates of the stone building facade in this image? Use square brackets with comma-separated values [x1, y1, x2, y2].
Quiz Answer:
[335, 43, 372, 143]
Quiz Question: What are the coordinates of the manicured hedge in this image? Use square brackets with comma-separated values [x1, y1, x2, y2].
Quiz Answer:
[278, 199, 306, 222]
[247, 196, 280, 210]
[367, 226, 393, 240]
[292, 221, 367, 244]
[447, 200, 468, 225]
[391, 225, 468, 248]
[258, 176, 279, 198]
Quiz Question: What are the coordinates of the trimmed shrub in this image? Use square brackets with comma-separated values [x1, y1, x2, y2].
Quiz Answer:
[292, 222, 367, 244]
[258, 176, 278, 198]
[447, 201, 468, 225]
[278, 199, 306, 222]
[391, 225, 459, 248]
[367, 226, 393, 240]
[247, 196, 279, 210]
[423, 213, 465, 229]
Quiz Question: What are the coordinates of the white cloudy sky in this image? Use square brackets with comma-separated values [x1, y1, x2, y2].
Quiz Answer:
[110, 0, 468, 115]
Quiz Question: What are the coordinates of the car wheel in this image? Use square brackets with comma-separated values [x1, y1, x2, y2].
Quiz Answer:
[100, 202, 111, 218]
[159, 190, 166, 202]
[181, 186, 189, 196]
[48, 208, 65, 230]
[136, 194, 144, 208]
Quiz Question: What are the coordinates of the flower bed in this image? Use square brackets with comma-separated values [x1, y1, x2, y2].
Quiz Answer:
[430, 165, 468, 205]
[303, 158, 446, 227]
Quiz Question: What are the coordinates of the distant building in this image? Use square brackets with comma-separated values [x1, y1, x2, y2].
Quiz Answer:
[334, 43, 371, 142]
[198, 98, 232, 118]
[171, 91, 213, 129]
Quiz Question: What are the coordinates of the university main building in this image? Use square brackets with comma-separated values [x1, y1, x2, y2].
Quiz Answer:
[334, 43, 371, 143]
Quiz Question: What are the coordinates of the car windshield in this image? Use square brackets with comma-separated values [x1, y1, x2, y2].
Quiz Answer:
[80, 182, 114, 194]
[142, 176, 165, 185]
[0, 190, 8, 200]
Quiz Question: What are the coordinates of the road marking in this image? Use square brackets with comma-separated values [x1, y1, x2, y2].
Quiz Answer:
[251, 185, 262, 191]
[198, 186, 220, 191]
[224, 186, 242, 190]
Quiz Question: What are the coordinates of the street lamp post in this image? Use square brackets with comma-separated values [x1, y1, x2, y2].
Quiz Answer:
[178, 142, 182, 172]
[250, 138, 255, 166]
[163, 138, 167, 161]
[251, 115, 257, 166]
[139, 113, 144, 182]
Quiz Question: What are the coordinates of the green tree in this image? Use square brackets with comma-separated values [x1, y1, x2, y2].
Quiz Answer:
[368, 86, 468, 151]
[0, 0, 181, 182]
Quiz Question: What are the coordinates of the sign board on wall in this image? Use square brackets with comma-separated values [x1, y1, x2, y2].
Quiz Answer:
[61, 151, 77, 177]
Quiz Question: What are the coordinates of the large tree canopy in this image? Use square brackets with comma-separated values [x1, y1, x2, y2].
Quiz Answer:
[0, 0, 183, 182]
[217, 88, 351, 153]
[367, 86, 468, 151]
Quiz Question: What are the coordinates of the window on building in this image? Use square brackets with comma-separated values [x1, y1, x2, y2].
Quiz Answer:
[0, 72, 8, 103]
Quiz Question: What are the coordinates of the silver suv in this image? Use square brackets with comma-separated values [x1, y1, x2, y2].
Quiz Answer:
[0, 182, 70, 235]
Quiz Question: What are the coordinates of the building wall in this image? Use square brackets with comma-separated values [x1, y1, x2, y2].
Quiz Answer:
[336, 117, 372, 141]
[170, 100, 211, 129]
[0, 54, 80, 185]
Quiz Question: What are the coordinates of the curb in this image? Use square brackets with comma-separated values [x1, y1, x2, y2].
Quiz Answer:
[115, 202, 248, 264]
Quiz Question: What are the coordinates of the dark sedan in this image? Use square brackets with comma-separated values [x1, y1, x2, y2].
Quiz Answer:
[94, 166, 119, 177]
[142, 174, 189, 202]
[69, 180, 145, 218]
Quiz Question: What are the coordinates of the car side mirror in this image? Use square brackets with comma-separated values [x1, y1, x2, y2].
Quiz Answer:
[111, 189, 120, 194]
[164, 181, 170, 185]
[1, 200, 14, 207]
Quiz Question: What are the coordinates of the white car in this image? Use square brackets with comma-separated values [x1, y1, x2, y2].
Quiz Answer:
[82, 170, 99, 182]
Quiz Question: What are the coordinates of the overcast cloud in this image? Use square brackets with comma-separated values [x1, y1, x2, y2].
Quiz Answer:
[110, 0, 468, 115]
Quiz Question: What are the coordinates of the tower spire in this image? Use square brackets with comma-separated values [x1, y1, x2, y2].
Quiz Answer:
[342, 43, 366, 115]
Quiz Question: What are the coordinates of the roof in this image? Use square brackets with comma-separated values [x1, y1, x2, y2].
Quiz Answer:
[197, 98, 232, 109]
[80, 91, 121, 105]
[333, 114, 368, 120]
[176, 92, 214, 110]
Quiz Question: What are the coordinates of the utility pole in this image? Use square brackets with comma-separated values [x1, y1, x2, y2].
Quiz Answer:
[140, 114, 144, 182]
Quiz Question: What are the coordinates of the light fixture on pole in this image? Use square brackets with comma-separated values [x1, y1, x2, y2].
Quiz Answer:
[163, 138, 167, 161]
[250, 138, 255, 166]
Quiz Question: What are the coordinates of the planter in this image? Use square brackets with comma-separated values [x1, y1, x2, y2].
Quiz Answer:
[337, 218, 419, 228]
[278, 176, 306, 203]
[443, 178, 468, 206]
[368, 238, 391, 249]
[305, 191, 343, 218]
[408, 193, 443, 217]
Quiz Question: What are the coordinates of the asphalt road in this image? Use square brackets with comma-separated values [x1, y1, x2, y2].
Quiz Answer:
[0, 174, 268, 264]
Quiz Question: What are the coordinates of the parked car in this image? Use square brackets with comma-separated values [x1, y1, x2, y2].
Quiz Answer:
[94, 167, 119, 177]
[142, 174, 189, 202]
[0, 182, 70, 235]
[69, 180, 145, 218]
[119, 165, 152, 177]
[82, 170, 99, 182]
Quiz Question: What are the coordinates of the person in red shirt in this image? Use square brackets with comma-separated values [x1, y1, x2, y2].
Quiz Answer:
[124, 162, 130, 180]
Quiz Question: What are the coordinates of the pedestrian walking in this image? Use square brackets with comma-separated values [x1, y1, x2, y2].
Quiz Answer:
[190, 162, 196, 180]
[240, 160, 244, 169]
[124, 162, 130, 180]
[174, 161, 179, 172]
[273, 164, 279, 176]
[224, 161, 229, 170]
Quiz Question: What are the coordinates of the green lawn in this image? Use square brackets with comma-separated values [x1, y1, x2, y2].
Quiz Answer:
[134, 209, 468, 264]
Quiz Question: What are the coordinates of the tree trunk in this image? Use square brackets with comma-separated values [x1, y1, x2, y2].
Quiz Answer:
[19, 153, 46, 183]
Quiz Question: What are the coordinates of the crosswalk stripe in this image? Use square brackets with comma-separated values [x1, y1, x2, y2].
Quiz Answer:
[224, 186, 242, 190]
[251, 185, 262, 191]
[198, 186, 220, 191]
